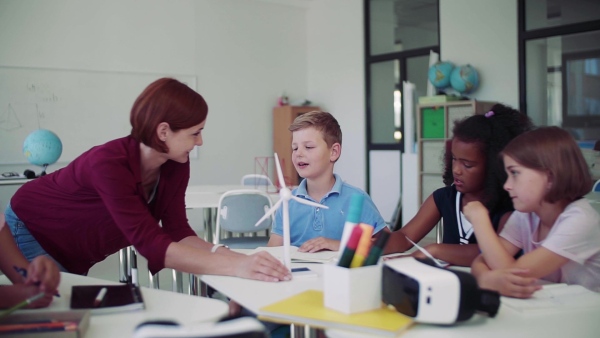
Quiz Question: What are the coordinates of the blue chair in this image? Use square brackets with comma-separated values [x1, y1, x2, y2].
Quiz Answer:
[215, 189, 273, 249]
[241, 174, 274, 187]
[593, 179, 600, 192]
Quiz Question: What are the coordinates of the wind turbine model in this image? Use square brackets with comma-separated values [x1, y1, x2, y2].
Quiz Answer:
[255, 153, 328, 269]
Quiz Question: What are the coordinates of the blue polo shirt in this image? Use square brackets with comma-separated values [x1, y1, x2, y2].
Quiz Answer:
[272, 174, 387, 247]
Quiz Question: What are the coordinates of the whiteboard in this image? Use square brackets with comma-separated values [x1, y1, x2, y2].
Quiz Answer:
[0, 66, 196, 164]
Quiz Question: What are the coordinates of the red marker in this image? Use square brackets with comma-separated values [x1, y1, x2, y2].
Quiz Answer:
[350, 223, 374, 268]
[337, 225, 363, 268]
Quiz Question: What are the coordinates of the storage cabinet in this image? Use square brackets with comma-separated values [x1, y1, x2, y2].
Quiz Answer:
[273, 105, 320, 187]
[417, 101, 496, 203]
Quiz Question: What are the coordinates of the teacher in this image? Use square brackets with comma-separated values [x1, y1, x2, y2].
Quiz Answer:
[4, 78, 291, 282]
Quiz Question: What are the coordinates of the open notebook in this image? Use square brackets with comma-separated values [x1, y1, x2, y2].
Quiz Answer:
[501, 284, 600, 314]
[249, 246, 338, 264]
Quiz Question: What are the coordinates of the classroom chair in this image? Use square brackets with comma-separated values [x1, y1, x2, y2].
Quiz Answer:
[593, 179, 600, 192]
[241, 174, 274, 187]
[215, 189, 273, 249]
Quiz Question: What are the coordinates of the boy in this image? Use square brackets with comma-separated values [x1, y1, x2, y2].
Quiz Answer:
[267, 111, 387, 252]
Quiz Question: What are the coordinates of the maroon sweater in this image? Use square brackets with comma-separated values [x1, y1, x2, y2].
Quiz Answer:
[11, 136, 196, 275]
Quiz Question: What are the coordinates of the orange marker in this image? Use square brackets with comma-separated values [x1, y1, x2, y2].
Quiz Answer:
[349, 223, 373, 268]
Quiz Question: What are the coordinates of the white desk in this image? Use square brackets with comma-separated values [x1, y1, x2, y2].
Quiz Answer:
[1, 272, 228, 337]
[199, 262, 600, 338]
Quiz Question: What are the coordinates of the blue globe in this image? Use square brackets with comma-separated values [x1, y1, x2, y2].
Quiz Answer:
[450, 64, 480, 94]
[428, 61, 455, 89]
[23, 129, 63, 167]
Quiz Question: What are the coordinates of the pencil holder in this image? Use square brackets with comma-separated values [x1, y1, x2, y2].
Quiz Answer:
[323, 263, 382, 314]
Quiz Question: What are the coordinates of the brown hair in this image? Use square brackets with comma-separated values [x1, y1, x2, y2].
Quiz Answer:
[130, 78, 208, 153]
[501, 126, 592, 203]
[288, 111, 342, 148]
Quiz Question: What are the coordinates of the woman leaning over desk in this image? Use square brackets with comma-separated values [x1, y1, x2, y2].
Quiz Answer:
[3, 78, 291, 282]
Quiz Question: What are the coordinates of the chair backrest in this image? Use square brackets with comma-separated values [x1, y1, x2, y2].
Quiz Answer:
[215, 189, 273, 238]
[593, 179, 600, 192]
[241, 174, 274, 187]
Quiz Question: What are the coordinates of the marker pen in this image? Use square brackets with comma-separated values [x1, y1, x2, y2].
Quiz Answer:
[349, 223, 373, 268]
[337, 225, 363, 268]
[338, 193, 364, 258]
[93, 287, 108, 307]
[363, 231, 390, 266]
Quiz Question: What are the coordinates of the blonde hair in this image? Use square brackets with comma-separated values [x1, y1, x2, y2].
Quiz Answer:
[501, 126, 592, 203]
[288, 111, 342, 148]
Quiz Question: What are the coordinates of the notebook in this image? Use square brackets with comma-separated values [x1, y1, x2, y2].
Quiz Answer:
[259, 290, 413, 337]
[501, 283, 600, 314]
[70, 284, 145, 315]
[250, 246, 338, 264]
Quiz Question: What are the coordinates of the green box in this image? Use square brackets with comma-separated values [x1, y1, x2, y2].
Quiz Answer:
[421, 107, 445, 138]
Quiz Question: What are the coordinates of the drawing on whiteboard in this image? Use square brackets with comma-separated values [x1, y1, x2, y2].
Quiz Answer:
[0, 104, 23, 131]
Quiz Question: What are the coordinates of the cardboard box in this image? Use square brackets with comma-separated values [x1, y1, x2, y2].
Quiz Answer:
[323, 263, 382, 314]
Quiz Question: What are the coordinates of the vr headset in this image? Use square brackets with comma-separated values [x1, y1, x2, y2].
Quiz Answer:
[382, 257, 500, 324]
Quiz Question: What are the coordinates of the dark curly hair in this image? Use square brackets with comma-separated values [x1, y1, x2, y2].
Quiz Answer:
[441, 103, 533, 214]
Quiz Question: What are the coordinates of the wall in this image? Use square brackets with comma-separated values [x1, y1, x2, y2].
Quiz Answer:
[0, 0, 308, 185]
[305, 0, 367, 190]
[440, 0, 519, 107]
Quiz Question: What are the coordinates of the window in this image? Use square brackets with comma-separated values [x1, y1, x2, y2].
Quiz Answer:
[520, 0, 600, 138]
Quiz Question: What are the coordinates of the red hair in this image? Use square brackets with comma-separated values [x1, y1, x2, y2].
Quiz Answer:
[130, 78, 208, 153]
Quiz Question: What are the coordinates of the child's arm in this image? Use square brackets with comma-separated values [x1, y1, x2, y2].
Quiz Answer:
[0, 285, 54, 309]
[384, 194, 441, 254]
[412, 243, 481, 267]
[471, 255, 541, 298]
[267, 234, 283, 247]
[298, 237, 340, 252]
[0, 223, 30, 284]
[465, 201, 570, 278]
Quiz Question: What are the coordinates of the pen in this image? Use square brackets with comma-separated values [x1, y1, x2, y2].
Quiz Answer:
[349, 223, 373, 268]
[0, 292, 45, 319]
[12, 265, 60, 297]
[362, 231, 390, 266]
[337, 225, 363, 268]
[94, 287, 108, 307]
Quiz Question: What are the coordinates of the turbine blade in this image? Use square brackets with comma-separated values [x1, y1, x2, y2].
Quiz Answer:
[274, 153, 286, 189]
[291, 195, 329, 209]
[255, 200, 282, 226]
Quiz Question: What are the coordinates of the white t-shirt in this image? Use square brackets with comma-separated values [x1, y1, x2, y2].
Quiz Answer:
[500, 198, 600, 292]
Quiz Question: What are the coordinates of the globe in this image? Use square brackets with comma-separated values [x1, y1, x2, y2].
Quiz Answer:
[428, 61, 455, 89]
[23, 129, 63, 167]
[450, 64, 480, 94]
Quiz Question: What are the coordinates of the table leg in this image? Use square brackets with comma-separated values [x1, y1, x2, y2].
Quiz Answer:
[189, 274, 200, 296]
[119, 247, 129, 283]
[149, 271, 160, 289]
[172, 270, 184, 293]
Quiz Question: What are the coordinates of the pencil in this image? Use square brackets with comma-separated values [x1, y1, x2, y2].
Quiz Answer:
[0, 292, 45, 319]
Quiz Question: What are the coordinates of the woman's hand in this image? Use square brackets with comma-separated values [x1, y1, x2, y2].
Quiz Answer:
[477, 268, 541, 298]
[26, 256, 60, 294]
[298, 237, 339, 253]
[235, 252, 291, 282]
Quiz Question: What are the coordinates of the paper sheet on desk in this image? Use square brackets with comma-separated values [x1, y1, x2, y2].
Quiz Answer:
[501, 284, 600, 314]
[250, 246, 338, 263]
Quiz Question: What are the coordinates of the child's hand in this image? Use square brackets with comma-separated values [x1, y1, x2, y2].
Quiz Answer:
[298, 237, 339, 252]
[463, 201, 489, 226]
[9, 285, 54, 309]
[26, 256, 60, 294]
[477, 268, 542, 298]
